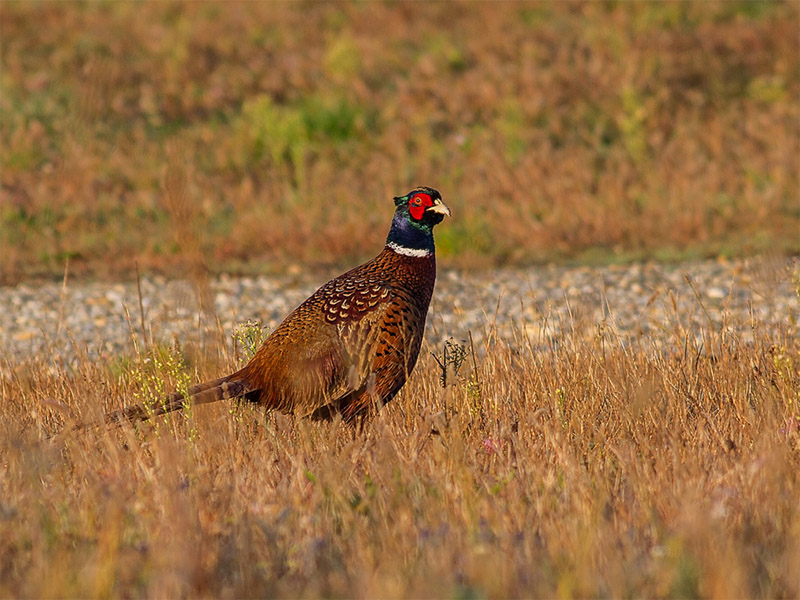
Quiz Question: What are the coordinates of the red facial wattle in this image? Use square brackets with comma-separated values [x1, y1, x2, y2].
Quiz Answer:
[409, 193, 432, 220]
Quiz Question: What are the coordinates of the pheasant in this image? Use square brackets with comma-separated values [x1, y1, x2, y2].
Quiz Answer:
[103, 186, 450, 426]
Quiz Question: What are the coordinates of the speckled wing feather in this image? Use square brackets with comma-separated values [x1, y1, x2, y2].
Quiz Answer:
[336, 284, 429, 419]
[237, 255, 395, 417]
[307, 249, 435, 421]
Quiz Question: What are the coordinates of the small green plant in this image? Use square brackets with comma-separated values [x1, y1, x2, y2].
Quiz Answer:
[227, 321, 261, 424]
[129, 342, 193, 435]
[323, 36, 362, 82]
[232, 320, 268, 366]
[432, 335, 486, 425]
[301, 96, 363, 143]
[238, 95, 308, 187]
[618, 86, 649, 162]
[431, 338, 469, 389]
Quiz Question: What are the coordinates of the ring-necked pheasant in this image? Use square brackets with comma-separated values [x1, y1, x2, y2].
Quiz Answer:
[103, 187, 450, 426]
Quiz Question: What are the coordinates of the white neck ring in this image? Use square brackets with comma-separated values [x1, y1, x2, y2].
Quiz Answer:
[386, 241, 431, 258]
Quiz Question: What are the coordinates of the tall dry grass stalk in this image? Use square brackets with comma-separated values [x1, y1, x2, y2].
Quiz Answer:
[1, 297, 798, 597]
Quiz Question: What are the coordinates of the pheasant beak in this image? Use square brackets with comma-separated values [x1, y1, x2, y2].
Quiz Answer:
[425, 198, 452, 218]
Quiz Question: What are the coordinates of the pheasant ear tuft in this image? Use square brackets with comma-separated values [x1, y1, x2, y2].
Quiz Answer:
[393, 195, 407, 207]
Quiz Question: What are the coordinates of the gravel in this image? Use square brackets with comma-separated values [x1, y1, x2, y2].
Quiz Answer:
[1, 256, 797, 367]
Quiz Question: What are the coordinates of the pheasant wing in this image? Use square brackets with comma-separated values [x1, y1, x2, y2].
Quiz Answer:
[289, 268, 407, 418]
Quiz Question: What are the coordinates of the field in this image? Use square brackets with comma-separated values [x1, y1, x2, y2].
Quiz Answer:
[2, 294, 800, 597]
[2, 2, 800, 598]
[2, 1, 799, 282]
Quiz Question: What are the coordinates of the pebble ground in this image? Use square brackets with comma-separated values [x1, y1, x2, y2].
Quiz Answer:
[1, 256, 797, 367]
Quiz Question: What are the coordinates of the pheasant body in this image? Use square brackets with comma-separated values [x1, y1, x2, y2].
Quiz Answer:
[239, 245, 436, 420]
[101, 187, 450, 427]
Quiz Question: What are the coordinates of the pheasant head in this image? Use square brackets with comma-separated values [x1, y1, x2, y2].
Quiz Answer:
[386, 186, 451, 257]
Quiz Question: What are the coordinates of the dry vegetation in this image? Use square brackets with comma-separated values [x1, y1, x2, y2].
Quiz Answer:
[2, 288, 800, 597]
[2, 2, 800, 597]
[2, 1, 799, 283]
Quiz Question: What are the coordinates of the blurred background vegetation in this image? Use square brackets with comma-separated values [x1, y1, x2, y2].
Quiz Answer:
[1, 0, 798, 283]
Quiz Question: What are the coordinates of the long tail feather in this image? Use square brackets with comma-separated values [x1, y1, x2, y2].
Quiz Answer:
[69, 375, 256, 434]
[108, 377, 253, 425]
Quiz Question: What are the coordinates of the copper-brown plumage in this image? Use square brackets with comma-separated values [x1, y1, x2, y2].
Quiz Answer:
[100, 187, 450, 428]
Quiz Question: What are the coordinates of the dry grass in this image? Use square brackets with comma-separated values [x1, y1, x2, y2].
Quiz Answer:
[2, 1, 799, 283]
[2, 2, 799, 596]
[1, 295, 799, 598]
